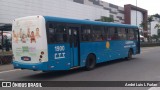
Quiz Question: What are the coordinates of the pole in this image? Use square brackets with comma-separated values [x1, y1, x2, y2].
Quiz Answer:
[150, 22, 151, 42]
[136, 0, 137, 26]
[1, 28, 3, 53]
[1, 26, 3, 53]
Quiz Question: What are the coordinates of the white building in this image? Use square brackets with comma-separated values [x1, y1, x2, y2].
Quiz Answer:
[0, 0, 110, 24]
[0, 0, 147, 30]
[131, 10, 143, 27]
[150, 17, 160, 36]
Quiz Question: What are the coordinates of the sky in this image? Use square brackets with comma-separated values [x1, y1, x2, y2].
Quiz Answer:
[101, 0, 158, 15]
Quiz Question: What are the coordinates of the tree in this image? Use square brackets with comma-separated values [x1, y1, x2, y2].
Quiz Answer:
[147, 15, 154, 42]
[139, 21, 145, 36]
[154, 23, 160, 36]
[139, 21, 145, 29]
[148, 16, 154, 24]
[153, 13, 160, 18]
[154, 23, 160, 29]
[151, 34, 159, 42]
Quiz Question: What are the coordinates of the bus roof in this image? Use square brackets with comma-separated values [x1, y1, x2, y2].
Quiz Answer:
[43, 16, 138, 28]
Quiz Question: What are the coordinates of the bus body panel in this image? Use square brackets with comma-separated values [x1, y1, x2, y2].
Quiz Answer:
[44, 16, 138, 29]
[13, 61, 48, 71]
[12, 16, 48, 70]
[47, 44, 71, 70]
[80, 42, 110, 67]
[12, 15, 140, 71]
[80, 40, 137, 66]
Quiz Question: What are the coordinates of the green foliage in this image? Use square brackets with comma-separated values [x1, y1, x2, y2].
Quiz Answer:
[95, 16, 114, 22]
[153, 13, 160, 18]
[153, 24, 160, 39]
[152, 34, 158, 38]
[139, 21, 145, 28]
[154, 24, 160, 29]
[140, 15, 153, 37]
[151, 34, 159, 42]
[147, 16, 154, 23]
[157, 29, 160, 36]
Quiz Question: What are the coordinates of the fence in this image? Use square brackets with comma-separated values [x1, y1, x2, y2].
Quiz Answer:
[0, 55, 13, 65]
[140, 42, 160, 47]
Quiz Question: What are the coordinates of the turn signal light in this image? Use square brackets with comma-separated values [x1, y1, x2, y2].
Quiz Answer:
[41, 51, 44, 55]
[40, 55, 43, 58]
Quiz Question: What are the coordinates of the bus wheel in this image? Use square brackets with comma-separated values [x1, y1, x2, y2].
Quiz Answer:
[85, 54, 96, 71]
[126, 50, 133, 60]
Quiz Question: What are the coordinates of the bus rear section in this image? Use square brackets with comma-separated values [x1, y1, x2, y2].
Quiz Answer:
[12, 16, 49, 71]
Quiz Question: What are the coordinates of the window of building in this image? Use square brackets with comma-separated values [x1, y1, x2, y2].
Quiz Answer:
[73, 0, 84, 4]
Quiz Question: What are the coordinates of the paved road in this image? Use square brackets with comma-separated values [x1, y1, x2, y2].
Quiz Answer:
[1, 47, 160, 90]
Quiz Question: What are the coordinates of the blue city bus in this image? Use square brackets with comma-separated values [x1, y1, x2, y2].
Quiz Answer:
[12, 15, 140, 71]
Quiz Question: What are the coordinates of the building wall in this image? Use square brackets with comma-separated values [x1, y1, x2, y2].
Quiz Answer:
[151, 21, 158, 36]
[0, 0, 109, 24]
[77, 0, 125, 23]
[124, 4, 148, 37]
[150, 17, 160, 36]
[131, 10, 143, 26]
[0, 0, 147, 29]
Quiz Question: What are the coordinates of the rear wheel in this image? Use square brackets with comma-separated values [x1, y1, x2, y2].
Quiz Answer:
[126, 50, 133, 60]
[85, 54, 96, 71]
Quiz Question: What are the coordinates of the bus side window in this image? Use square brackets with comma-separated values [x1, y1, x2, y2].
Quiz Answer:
[128, 29, 135, 40]
[48, 22, 68, 43]
[48, 23, 56, 43]
[63, 32, 68, 42]
[92, 26, 104, 41]
[81, 25, 92, 42]
[109, 27, 118, 40]
[134, 29, 139, 41]
[57, 24, 68, 43]
[118, 28, 127, 40]
[104, 27, 109, 40]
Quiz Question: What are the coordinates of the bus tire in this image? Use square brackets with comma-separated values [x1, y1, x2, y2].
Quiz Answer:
[85, 54, 96, 71]
[126, 49, 133, 60]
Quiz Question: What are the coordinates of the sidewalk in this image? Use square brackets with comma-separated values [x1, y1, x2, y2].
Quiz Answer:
[0, 51, 13, 65]
[0, 64, 14, 72]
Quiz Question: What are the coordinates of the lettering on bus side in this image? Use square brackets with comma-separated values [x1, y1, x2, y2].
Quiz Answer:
[54, 46, 66, 59]
[124, 41, 136, 48]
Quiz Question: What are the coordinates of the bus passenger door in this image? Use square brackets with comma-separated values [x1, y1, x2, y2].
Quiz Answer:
[135, 29, 140, 54]
[68, 26, 80, 67]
